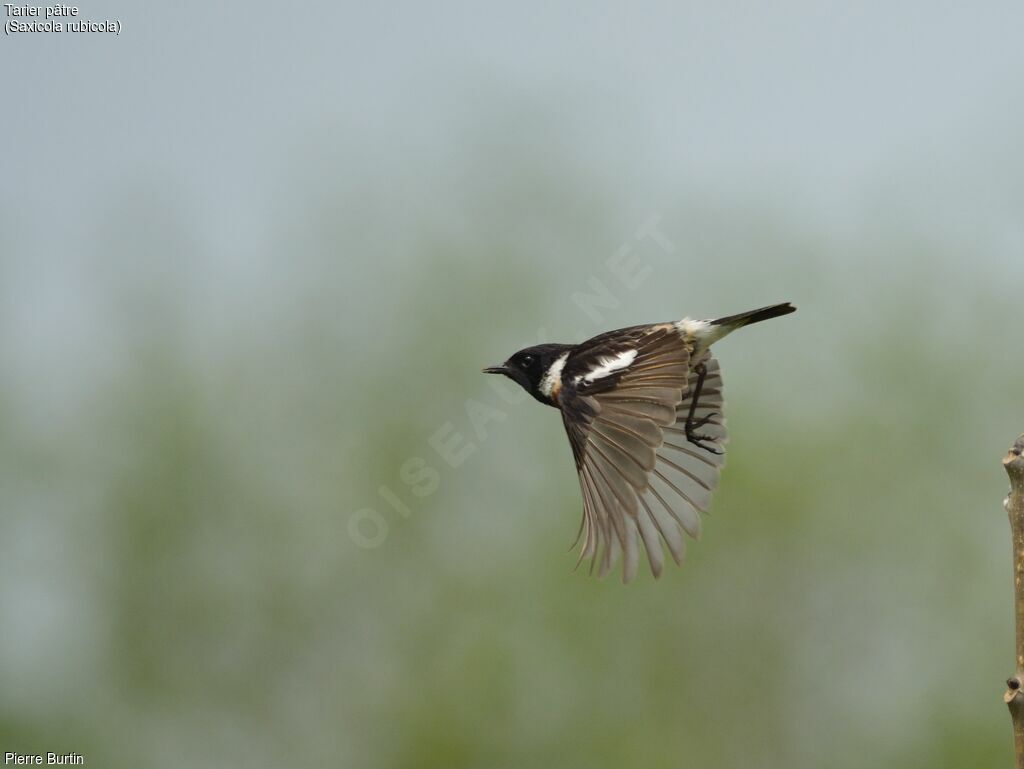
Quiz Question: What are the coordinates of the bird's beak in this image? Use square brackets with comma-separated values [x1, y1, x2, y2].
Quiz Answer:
[482, 365, 510, 375]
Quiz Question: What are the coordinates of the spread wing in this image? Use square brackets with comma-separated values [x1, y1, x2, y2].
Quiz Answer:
[559, 325, 728, 582]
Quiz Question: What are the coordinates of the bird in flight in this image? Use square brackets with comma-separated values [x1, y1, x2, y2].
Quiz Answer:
[483, 302, 796, 583]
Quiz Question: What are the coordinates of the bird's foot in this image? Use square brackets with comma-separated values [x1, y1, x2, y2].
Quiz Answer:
[685, 412, 723, 455]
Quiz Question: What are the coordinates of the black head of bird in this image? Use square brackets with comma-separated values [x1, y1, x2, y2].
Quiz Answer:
[482, 343, 573, 405]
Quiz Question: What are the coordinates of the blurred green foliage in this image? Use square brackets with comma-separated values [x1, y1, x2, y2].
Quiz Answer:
[1, 132, 1022, 769]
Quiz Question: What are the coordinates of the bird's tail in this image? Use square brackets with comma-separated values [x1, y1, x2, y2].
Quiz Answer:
[710, 302, 796, 331]
[685, 301, 796, 349]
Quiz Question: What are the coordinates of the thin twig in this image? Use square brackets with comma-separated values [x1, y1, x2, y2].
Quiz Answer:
[1003, 433, 1024, 769]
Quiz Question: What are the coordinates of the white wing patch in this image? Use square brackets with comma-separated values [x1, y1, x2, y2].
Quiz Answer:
[574, 349, 638, 385]
[539, 352, 569, 397]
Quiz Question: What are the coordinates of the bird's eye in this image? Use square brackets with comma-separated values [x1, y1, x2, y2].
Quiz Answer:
[520, 355, 534, 367]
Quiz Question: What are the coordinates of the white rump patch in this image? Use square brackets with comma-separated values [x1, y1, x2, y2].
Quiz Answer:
[676, 317, 732, 349]
[539, 352, 569, 396]
[574, 349, 637, 385]
[674, 317, 711, 339]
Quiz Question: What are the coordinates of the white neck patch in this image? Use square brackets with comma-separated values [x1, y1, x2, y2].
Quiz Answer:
[575, 349, 637, 385]
[539, 352, 569, 397]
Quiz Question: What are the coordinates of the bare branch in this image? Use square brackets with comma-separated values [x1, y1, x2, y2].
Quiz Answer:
[1004, 433, 1024, 769]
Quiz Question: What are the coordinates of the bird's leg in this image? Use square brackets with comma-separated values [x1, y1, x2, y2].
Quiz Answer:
[684, 363, 723, 455]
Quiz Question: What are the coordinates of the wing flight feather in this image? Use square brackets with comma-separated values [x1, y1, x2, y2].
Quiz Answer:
[560, 327, 729, 582]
